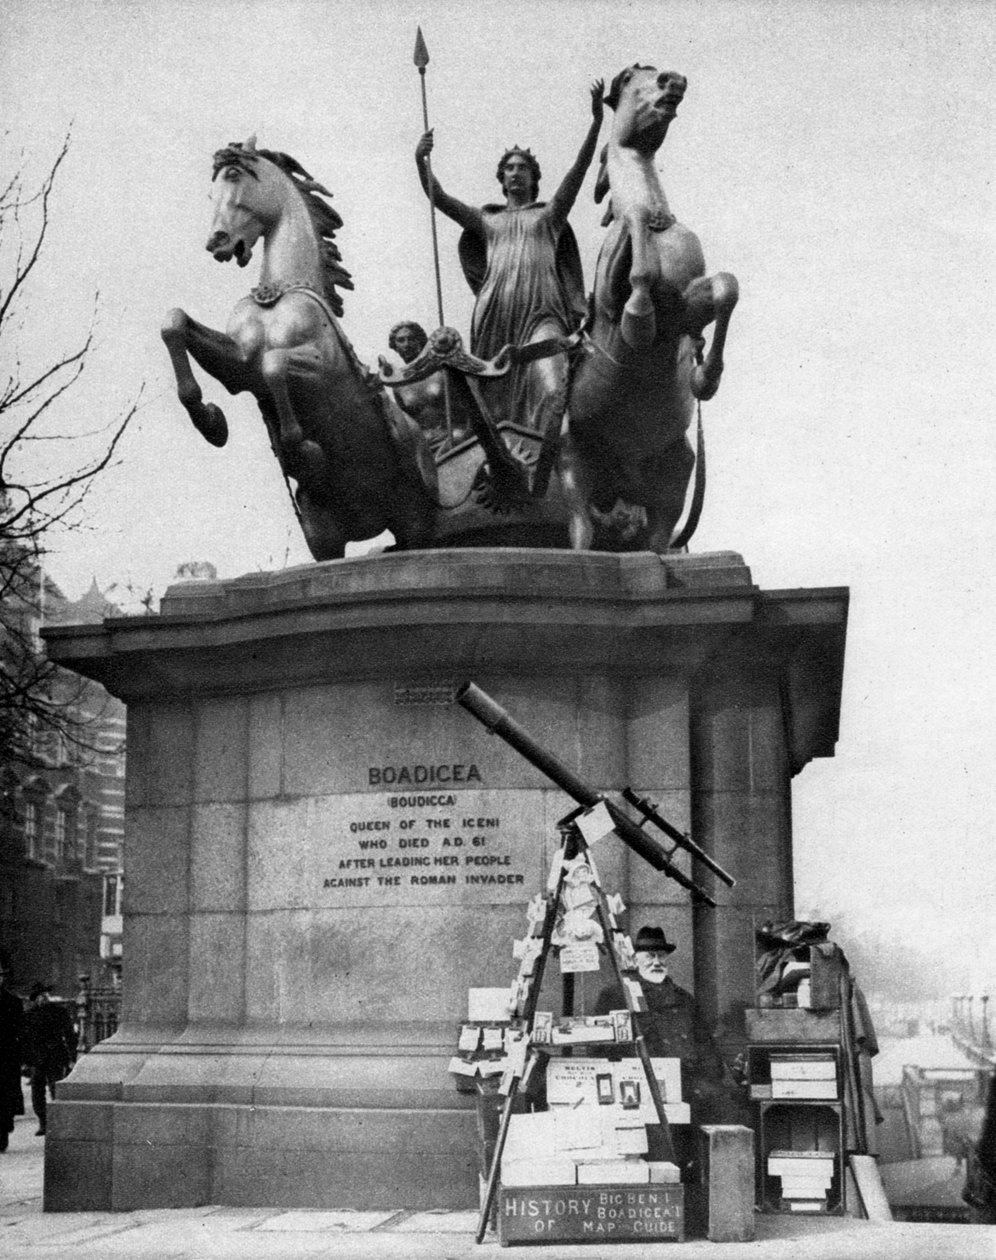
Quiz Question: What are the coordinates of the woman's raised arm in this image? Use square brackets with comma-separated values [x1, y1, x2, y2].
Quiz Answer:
[415, 130, 483, 235]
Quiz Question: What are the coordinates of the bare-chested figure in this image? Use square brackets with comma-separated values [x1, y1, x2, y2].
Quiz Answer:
[388, 321, 452, 448]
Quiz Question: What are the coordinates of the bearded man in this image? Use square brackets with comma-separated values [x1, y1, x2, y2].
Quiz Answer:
[596, 925, 731, 1133]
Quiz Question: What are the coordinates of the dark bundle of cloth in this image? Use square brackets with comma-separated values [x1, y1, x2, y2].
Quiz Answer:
[755, 918, 882, 1156]
[755, 918, 832, 998]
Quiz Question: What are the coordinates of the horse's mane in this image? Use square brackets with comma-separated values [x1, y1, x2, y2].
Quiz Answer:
[213, 142, 354, 317]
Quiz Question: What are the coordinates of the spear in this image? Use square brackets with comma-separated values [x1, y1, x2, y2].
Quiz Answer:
[413, 25, 454, 442]
[414, 26, 446, 330]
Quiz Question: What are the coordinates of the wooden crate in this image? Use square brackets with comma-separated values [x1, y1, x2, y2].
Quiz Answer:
[746, 1008, 841, 1044]
[497, 1183, 684, 1245]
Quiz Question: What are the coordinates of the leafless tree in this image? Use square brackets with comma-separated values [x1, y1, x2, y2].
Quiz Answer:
[0, 133, 138, 763]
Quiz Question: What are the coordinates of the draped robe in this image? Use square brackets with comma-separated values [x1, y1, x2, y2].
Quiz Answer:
[459, 203, 586, 432]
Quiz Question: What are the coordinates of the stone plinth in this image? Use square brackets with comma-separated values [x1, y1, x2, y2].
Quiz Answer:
[41, 549, 847, 1210]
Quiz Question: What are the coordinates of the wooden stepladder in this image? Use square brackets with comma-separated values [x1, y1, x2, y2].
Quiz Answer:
[475, 811, 677, 1244]
[455, 682, 736, 1245]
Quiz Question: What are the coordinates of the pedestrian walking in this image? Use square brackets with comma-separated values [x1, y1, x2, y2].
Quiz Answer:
[0, 961, 25, 1150]
[22, 983, 76, 1136]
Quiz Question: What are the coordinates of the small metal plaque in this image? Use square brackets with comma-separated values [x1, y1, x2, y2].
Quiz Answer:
[393, 681, 456, 706]
[498, 1184, 684, 1245]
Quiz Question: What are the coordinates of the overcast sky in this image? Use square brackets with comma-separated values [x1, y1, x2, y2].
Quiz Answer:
[4, 1, 994, 988]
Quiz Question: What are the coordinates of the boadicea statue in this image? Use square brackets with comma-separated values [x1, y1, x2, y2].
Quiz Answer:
[162, 64, 737, 558]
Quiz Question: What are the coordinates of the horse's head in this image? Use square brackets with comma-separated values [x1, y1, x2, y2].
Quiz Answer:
[605, 65, 687, 155]
[204, 139, 351, 313]
[206, 139, 282, 267]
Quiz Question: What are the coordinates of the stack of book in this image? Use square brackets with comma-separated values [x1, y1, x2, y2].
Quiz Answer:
[500, 1109, 679, 1187]
[769, 1053, 837, 1100]
[766, 1150, 835, 1212]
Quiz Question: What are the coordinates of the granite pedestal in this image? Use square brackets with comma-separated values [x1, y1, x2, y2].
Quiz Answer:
[41, 549, 847, 1210]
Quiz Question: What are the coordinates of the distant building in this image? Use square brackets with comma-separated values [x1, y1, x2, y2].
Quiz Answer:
[0, 572, 125, 996]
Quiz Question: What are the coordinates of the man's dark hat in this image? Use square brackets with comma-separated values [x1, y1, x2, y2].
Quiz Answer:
[634, 926, 676, 954]
[28, 982, 51, 1001]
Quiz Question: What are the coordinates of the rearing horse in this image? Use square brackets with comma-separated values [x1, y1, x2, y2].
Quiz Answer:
[162, 139, 437, 560]
[567, 65, 738, 552]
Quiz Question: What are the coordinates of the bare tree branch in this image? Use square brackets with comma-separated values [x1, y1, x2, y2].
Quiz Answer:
[0, 132, 69, 329]
[1, 330, 91, 417]
[1, 131, 139, 763]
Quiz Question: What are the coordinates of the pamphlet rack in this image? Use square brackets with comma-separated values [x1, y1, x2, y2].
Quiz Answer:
[475, 816, 677, 1244]
[455, 683, 735, 1244]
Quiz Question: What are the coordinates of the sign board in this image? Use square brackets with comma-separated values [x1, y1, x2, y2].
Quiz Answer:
[498, 1184, 684, 1245]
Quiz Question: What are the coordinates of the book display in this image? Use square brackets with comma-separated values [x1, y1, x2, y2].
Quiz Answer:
[452, 684, 737, 1244]
[746, 1042, 845, 1214]
[745, 919, 880, 1217]
[472, 826, 687, 1244]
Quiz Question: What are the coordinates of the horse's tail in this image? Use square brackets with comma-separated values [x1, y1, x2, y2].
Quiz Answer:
[668, 403, 705, 550]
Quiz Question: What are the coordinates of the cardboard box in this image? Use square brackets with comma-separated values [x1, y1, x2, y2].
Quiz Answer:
[746, 1008, 841, 1044]
[576, 1161, 650, 1184]
[502, 1158, 577, 1187]
[779, 1178, 832, 1197]
[614, 1123, 649, 1156]
[647, 1161, 682, 1184]
[770, 1055, 836, 1081]
[573, 1146, 631, 1165]
[767, 1153, 835, 1177]
[777, 1169, 833, 1186]
[770, 1079, 838, 1100]
[504, 1111, 603, 1162]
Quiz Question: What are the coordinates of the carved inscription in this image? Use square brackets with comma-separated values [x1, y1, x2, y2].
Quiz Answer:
[315, 781, 545, 906]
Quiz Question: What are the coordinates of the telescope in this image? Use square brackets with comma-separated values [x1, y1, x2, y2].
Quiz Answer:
[456, 682, 735, 908]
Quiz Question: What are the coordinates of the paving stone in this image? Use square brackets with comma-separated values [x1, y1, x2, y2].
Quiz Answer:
[255, 1209, 398, 1232]
[396, 1209, 481, 1233]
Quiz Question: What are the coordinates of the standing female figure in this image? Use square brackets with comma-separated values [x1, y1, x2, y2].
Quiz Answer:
[415, 82, 603, 439]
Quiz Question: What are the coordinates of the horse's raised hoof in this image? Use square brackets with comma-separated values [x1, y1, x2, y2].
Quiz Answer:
[192, 401, 229, 447]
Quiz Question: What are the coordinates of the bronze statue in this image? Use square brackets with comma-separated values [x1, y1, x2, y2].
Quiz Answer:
[161, 139, 438, 560]
[566, 65, 738, 551]
[161, 63, 738, 558]
[385, 321, 469, 449]
[414, 81, 603, 449]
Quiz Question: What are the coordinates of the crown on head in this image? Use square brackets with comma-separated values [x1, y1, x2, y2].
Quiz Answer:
[496, 146, 542, 192]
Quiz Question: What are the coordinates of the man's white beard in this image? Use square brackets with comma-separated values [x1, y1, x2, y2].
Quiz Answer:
[637, 964, 668, 985]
